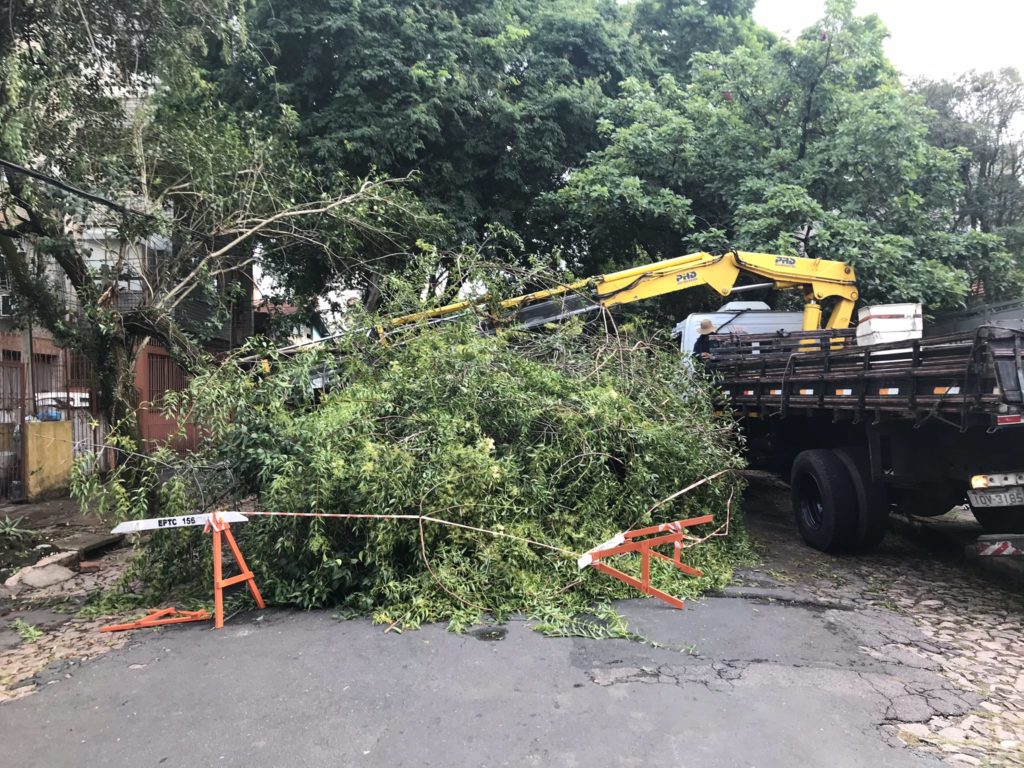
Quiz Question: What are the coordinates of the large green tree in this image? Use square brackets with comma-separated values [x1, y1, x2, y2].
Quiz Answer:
[917, 69, 1024, 275]
[631, 0, 766, 78]
[0, 1, 419, 431]
[7, 0, 1023, 402]
[545, 1, 1021, 312]
[208, 0, 644, 243]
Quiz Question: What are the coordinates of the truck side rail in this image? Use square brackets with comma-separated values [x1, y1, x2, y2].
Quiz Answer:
[708, 325, 1024, 431]
[707, 329, 857, 361]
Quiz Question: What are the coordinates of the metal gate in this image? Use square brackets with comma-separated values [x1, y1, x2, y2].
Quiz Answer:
[44, 350, 110, 474]
[70, 405, 110, 472]
[0, 360, 24, 501]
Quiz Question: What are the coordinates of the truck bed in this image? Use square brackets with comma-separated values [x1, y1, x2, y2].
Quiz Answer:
[708, 325, 1024, 431]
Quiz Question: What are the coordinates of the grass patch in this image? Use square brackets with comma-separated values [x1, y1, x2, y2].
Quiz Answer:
[9, 618, 43, 644]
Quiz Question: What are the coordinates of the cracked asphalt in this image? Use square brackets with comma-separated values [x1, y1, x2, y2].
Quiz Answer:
[1, 473, 1022, 767]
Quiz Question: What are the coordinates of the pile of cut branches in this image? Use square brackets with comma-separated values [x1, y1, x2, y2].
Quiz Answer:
[77, 317, 750, 630]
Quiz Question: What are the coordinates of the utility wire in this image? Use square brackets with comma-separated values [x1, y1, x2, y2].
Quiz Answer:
[0, 157, 160, 222]
[0, 156, 221, 242]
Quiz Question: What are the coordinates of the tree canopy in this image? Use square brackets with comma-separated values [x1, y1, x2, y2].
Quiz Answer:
[0, 0, 424, 428]
[202, 0, 1024, 315]
[916, 69, 1024, 267]
[4, 0, 1024, 405]
[544, 3, 1022, 307]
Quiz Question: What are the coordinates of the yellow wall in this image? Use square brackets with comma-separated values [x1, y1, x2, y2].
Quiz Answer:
[24, 421, 72, 501]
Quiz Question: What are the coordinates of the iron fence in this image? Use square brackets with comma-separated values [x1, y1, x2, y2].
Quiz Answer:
[0, 348, 112, 502]
[0, 360, 24, 501]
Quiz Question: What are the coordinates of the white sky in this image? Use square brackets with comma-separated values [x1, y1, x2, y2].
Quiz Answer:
[754, 0, 1024, 81]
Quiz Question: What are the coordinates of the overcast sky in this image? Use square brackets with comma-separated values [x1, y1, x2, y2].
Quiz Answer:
[754, 0, 1024, 81]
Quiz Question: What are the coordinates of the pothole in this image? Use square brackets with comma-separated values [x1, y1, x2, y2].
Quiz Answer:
[471, 626, 507, 642]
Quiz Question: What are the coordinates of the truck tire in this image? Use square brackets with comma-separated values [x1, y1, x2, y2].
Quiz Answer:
[834, 447, 888, 551]
[790, 449, 859, 552]
[970, 507, 1024, 534]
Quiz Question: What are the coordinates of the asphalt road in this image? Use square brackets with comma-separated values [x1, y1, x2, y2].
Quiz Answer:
[0, 594, 947, 768]
[10, 472, 1021, 767]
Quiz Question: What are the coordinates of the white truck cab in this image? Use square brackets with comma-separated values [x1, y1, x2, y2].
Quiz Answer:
[673, 301, 805, 357]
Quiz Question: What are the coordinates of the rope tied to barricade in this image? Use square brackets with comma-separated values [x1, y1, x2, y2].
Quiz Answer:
[100, 469, 736, 631]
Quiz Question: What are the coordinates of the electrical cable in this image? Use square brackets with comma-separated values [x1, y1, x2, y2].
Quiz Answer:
[0, 157, 158, 222]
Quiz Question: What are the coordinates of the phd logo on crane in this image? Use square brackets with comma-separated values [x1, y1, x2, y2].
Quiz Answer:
[774, 256, 797, 267]
[676, 271, 698, 283]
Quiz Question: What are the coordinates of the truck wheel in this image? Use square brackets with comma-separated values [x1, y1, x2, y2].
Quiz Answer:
[970, 507, 1024, 534]
[790, 449, 859, 552]
[834, 447, 888, 551]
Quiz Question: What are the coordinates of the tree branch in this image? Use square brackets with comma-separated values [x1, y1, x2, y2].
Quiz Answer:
[159, 177, 407, 311]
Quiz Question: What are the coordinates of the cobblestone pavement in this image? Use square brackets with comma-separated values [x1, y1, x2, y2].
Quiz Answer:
[740, 471, 1024, 767]
[0, 547, 132, 702]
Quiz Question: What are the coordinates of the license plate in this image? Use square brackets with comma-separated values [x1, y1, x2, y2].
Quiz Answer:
[968, 487, 1024, 508]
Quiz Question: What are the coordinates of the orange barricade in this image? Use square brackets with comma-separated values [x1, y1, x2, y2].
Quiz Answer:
[100, 512, 264, 632]
[206, 513, 265, 629]
[581, 514, 714, 609]
[100, 608, 211, 632]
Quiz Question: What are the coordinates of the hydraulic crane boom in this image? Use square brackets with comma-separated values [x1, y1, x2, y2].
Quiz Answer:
[386, 250, 859, 335]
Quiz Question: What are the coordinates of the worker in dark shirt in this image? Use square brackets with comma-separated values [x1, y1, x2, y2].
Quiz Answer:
[692, 318, 716, 360]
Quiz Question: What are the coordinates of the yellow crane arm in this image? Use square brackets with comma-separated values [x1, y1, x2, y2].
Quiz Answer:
[593, 250, 858, 330]
[388, 250, 858, 333]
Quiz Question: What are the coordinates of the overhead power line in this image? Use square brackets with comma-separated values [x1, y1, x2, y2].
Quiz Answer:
[0, 156, 159, 222]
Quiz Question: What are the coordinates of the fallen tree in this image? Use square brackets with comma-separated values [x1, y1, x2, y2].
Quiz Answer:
[78, 317, 750, 630]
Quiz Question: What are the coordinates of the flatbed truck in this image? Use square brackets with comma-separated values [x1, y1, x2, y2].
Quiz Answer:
[708, 325, 1024, 550]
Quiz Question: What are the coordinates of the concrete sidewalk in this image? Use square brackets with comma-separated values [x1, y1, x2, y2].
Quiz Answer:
[1, 497, 129, 661]
[1, 497, 122, 577]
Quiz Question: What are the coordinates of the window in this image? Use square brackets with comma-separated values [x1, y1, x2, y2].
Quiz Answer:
[31, 353, 60, 394]
[0, 270, 12, 317]
[67, 353, 93, 389]
[148, 354, 188, 403]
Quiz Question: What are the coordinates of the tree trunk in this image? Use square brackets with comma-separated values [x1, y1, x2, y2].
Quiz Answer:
[92, 327, 144, 462]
